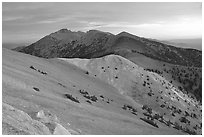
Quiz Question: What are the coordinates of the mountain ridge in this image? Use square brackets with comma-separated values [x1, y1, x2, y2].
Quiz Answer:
[14, 29, 202, 67]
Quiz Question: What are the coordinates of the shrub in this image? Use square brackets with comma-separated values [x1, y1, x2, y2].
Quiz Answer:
[86, 100, 92, 104]
[33, 87, 40, 92]
[79, 89, 88, 95]
[142, 105, 148, 110]
[148, 92, 154, 96]
[30, 65, 36, 70]
[64, 94, 80, 103]
[142, 105, 152, 114]
[140, 118, 159, 128]
[147, 108, 152, 114]
[122, 105, 127, 110]
[100, 95, 104, 98]
[173, 122, 181, 130]
[41, 71, 47, 75]
[165, 120, 171, 127]
[183, 127, 197, 135]
[90, 95, 98, 102]
[143, 112, 152, 117]
[152, 114, 160, 120]
[179, 117, 190, 124]
[160, 104, 165, 108]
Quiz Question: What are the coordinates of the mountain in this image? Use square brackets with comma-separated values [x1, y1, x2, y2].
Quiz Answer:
[14, 29, 202, 67]
[161, 38, 202, 51]
[13, 29, 85, 58]
[2, 43, 28, 50]
[3, 48, 201, 134]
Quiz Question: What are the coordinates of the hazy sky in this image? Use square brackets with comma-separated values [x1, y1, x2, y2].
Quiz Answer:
[2, 2, 202, 44]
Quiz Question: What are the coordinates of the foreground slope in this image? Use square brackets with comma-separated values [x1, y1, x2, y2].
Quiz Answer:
[3, 48, 191, 135]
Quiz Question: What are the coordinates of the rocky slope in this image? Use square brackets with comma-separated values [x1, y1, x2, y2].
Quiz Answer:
[3, 48, 202, 135]
[14, 29, 202, 67]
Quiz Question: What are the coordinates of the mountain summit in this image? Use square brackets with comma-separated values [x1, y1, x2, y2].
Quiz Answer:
[49, 29, 85, 43]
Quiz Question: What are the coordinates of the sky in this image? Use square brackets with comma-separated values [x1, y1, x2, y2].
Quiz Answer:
[2, 2, 202, 44]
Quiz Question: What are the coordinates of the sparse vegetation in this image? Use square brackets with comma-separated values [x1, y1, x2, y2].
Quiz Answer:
[160, 104, 165, 108]
[58, 82, 66, 88]
[140, 117, 159, 128]
[142, 105, 152, 114]
[30, 65, 36, 70]
[79, 89, 98, 102]
[86, 100, 92, 104]
[64, 94, 80, 103]
[33, 87, 40, 92]
[179, 117, 190, 124]
[144, 68, 163, 75]
[100, 95, 104, 98]
[122, 104, 137, 115]
[29, 65, 47, 75]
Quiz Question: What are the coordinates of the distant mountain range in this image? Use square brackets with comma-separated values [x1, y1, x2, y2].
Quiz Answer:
[3, 43, 28, 50]
[14, 29, 202, 68]
[160, 38, 202, 51]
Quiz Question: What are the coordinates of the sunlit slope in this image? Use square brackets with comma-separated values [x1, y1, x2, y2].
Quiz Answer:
[3, 48, 187, 135]
[63, 54, 202, 134]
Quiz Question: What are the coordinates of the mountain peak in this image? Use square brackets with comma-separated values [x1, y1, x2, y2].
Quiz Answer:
[116, 31, 141, 41]
[86, 29, 104, 34]
[56, 28, 72, 33]
[86, 30, 113, 35]
[117, 31, 138, 37]
[46, 29, 85, 44]
[118, 31, 131, 35]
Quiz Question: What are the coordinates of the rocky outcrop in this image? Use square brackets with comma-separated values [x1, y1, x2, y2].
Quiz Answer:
[36, 110, 71, 135]
[3, 103, 72, 135]
[2, 103, 51, 135]
[53, 123, 71, 135]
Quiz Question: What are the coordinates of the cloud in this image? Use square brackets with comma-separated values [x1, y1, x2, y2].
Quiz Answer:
[80, 21, 162, 30]
[2, 16, 25, 21]
[36, 16, 69, 24]
[2, 2, 52, 12]
[80, 15, 201, 39]
[2, 2, 202, 43]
